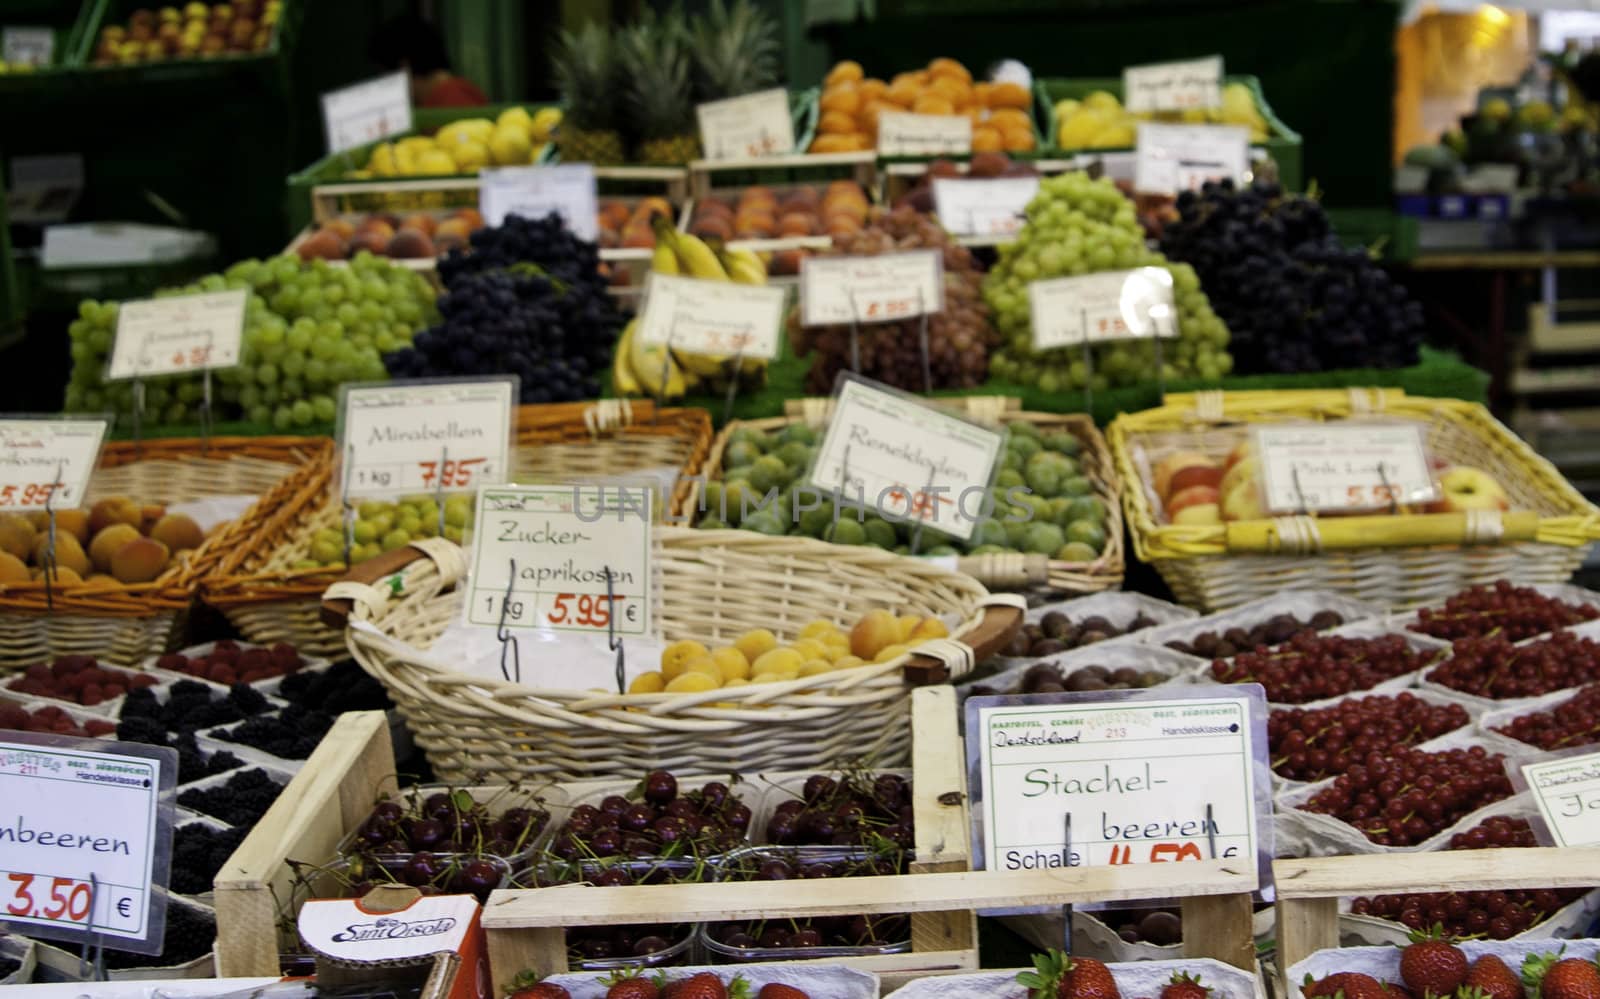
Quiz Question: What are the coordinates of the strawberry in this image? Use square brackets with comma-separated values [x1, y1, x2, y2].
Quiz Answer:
[1462, 956, 1523, 999]
[506, 971, 570, 999]
[756, 986, 811, 999]
[1160, 973, 1210, 999]
[1524, 952, 1600, 999]
[1400, 926, 1468, 999]
[1017, 951, 1122, 999]
[672, 974, 740, 999]
[1304, 972, 1392, 999]
[604, 970, 660, 999]
[1385, 985, 1415, 999]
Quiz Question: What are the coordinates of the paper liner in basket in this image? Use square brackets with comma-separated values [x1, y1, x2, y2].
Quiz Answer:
[1287, 940, 1600, 999]
[546, 962, 879, 999]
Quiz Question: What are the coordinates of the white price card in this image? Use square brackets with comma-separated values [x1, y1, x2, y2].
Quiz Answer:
[1134, 123, 1251, 195]
[638, 273, 787, 360]
[321, 71, 412, 155]
[337, 378, 516, 500]
[966, 687, 1267, 873]
[107, 289, 247, 380]
[479, 164, 600, 240]
[799, 250, 944, 327]
[0, 419, 106, 512]
[1522, 752, 1600, 848]
[2, 27, 53, 67]
[0, 734, 176, 954]
[1123, 55, 1224, 114]
[464, 484, 653, 638]
[877, 112, 973, 157]
[1256, 423, 1439, 514]
[696, 87, 795, 161]
[932, 177, 1040, 237]
[1029, 267, 1177, 350]
[805, 377, 1004, 542]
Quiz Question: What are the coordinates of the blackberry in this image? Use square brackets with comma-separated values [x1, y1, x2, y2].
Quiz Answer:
[104, 902, 214, 969]
[171, 824, 249, 895]
[178, 768, 284, 826]
[215, 704, 334, 760]
[277, 659, 392, 713]
[118, 681, 271, 733]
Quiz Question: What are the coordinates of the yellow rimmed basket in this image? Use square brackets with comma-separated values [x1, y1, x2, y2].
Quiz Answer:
[202, 401, 715, 658]
[0, 436, 332, 673]
[1108, 387, 1600, 612]
[696, 395, 1124, 594]
[318, 530, 1024, 782]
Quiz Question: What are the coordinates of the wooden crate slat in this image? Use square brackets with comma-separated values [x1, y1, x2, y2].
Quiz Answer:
[1272, 846, 1600, 898]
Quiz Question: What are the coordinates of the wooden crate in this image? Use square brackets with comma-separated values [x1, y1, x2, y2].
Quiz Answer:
[1273, 848, 1600, 995]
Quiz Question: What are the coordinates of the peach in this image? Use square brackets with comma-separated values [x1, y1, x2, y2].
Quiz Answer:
[89, 523, 142, 573]
[1168, 464, 1224, 496]
[1153, 451, 1215, 500]
[110, 536, 169, 583]
[850, 609, 901, 661]
[1173, 503, 1223, 526]
[1222, 481, 1267, 522]
[1167, 485, 1220, 518]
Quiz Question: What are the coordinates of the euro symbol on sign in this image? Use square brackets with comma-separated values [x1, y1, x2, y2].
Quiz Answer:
[626, 604, 638, 622]
[117, 898, 130, 917]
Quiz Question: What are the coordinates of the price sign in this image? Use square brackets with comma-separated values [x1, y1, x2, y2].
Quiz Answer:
[1134, 123, 1251, 195]
[877, 112, 973, 157]
[638, 273, 786, 360]
[2, 27, 53, 67]
[931, 177, 1039, 237]
[1523, 752, 1600, 848]
[464, 484, 653, 638]
[337, 378, 516, 500]
[799, 250, 944, 327]
[479, 164, 599, 240]
[805, 377, 1004, 542]
[0, 419, 106, 512]
[966, 687, 1267, 872]
[1123, 55, 1223, 114]
[0, 734, 176, 954]
[321, 71, 412, 155]
[1028, 268, 1177, 350]
[1256, 423, 1438, 514]
[107, 289, 246, 380]
[696, 88, 795, 161]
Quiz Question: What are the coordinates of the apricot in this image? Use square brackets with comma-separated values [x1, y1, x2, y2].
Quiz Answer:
[454, 208, 484, 229]
[972, 126, 1004, 152]
[874, 642, 910, 664]
[434, 217, 472, 248]
[886, 76, 922, 108]
[778, 212, 816, 237]
[33, 565, 81, 586]
[661, 639, 710, 680]
[751, 647, 804, 677]
[818, 110, 856, 136]
[987, 82, 1032, 109]
[820, 86, 860, 117]
[896, 615, 920, 643]
[989, 108, 1032, 131]
[927, 57, 972, 84]
[89, 523, 142, 573]
[665, 670, 720, 693]
[629, 671, 665, 694]
[857, 79, 888, 103]
[929, 76, 972, 109]
[734, 629, 777, 662]
[826, 215, 862, 238]
[51, 509, 90, 544]
[824, 60, 863, 88]
[799, 620, 839, 641]
[850, 608, 900, 660]
[0, 551, 27, 584]
[0, 514, 35, 560]
[911, 616, 951, 642]
[297, 229, 347, 260]
[809, 134, 859, 154]
[1000, 125, 1037, 151]
[912, 94, 955, 117]
[710, 646, 750, 682]
[740, 185, 776, 207]
[33, 533, 90, 578]
[110, 536, 169, 584]
[684, 655, 724, 680]
[150, 513, 203, 553]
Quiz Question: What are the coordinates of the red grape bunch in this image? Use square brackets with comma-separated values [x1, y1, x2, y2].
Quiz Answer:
[1269, 693, 1471, 782]
[1300, 745, 1514, 846]
[1211, 632, 1442, 704]
[1410, 581, 1599, 643]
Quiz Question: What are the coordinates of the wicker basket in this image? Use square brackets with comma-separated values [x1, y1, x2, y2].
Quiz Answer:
[320, 529, 1024, 782]
[1108, 388, 1600, 612]
[0, 437, 332, 673]
[203, 401, 715, 658]
[694, 396, 1124, 594]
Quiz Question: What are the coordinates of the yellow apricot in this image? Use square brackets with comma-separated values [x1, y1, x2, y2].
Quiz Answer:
[874, 642, 910, 663]
[751, 647, 804, 676]
[665, 671, 720, 693]
[895, 616, 919, 642]
[799, 620, 839, 640]
[685, 656, 723, 679]
[735, 629, 778, 661]
[710, 646, 751, 681]
[799, 659, 834, 677]
[628, 671, 665, 694]
[834, 654, 866, 669]
[662, 639, 709, 675]
[789, 638, 828, 661]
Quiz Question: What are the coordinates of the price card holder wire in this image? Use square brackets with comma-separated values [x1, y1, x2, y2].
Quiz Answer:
[497, 558, 521, 684]
[40, 461, 64, 613]
[77, 874, 105, 981]
[433, 445, 450, 537]
[1060, 813, 1074, 953]
[846, 293, 864, 374]
[341, 443, 357, 569]
[916, 287, 931, 395]
[604, 566, 625, 695]
[722, 348, 744, 433]
[1080, 310, 1095, 419]
[907, 463, 938, 556]
[130, 381, 145, 458]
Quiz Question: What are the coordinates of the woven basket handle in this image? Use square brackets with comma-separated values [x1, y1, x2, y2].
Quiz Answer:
[902, 596, 1025, 685]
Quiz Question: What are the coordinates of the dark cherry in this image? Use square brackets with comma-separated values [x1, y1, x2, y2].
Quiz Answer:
[643, 769, 677, 806]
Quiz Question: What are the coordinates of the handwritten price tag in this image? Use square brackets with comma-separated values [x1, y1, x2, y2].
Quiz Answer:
[2, 27, 53, 67]
[696, 88, 795, 161]
[107, 289, 246, 381]
[337, 378, 516, 500]
[321, 71, 412, 155]
[1123, 55, 1223, 114]
[464, 484, 653, 638]
[1134, 122, 1251, 196]
[1028, 268, 1177, 350]
[799, 250, 944, 327]
[1256, 424, 1438, 514]
[805, 377, 1004, 543]
[0, 420, 107, 512]
[967, 688, 1266, 872]
[637, 273, 786, 360]
[478, 164, 599, 239]
[877, 112, 972, 156]
[0, 735, 175, 953]
[1523, 752, 1600, 848]
[931, 177, 1039, 237]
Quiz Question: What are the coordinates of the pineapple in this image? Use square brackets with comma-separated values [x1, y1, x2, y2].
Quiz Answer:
[551, 23, 625, 165]
[692, 0, 781, 102]
[618, 7, 701, 166]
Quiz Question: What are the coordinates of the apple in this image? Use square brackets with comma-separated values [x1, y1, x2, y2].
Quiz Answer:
[1427, 465, 1509, 513]
[1219, 455, 1260, 503]
[1223, 441, 1253, 474]
[1173, 502, 1222, 526]
[1167, 485, 1220, 519]
[1154, 450, 1215, 499]
[1222, 481, 1267, 521]
[1168, 463, 1224, 496]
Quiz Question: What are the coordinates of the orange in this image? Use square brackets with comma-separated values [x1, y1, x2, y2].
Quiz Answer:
[972, 82, 994, 107]
[988, 108, 1032, 131]
[967, 108, 987, 128]
[1000, 124, 1036, 151]
[847, 133, 873, 151]
[886, 76, 921, 108]
[809, 134, 856, 153]
[825, 60, 863, 88]
[929, 75, 972, 110]
[819, 85, 860, 116]
[912, 94, 955, 116]
[971, 125, 1004, 152]
[818, 109, 856, 135]
[927, 57, 972, 84]
[987, 81, 1032, 109]
[857, 78, 888, 102]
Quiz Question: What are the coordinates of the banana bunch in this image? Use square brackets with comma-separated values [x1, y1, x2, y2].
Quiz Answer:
[612, 218, 771, 400]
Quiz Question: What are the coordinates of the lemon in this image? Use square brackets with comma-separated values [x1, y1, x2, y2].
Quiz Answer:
[874, 642, 910, 664]
[661, 640, 709, 679]
[366, 142, 398, 176]
[397, 135, 437, 156]
[416, 149, 458, 175]
[530, 107, 563, 142]
[735, 629, 777, 661]
[1053, 98, 1080, 122]
[496, 106, 535, 138]
[628, 671, 665, 694]
[1091, 122, 1136, 148]
[449, 139, 490, 172]
[1056, 109, 1106, 148]
[438, 118, 494, 147]
[710, 646, 750, 681]
[1082, 90, 1122, 113]
[751, 648, 804, 676]
[665, 671, 720, 693]
[489, 126, 534, 166]
[394, 144, 420, 174]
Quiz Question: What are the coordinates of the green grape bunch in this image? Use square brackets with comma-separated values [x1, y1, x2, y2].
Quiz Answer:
[65, 252, 440, 429]
[982, 171, 1233, 393]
